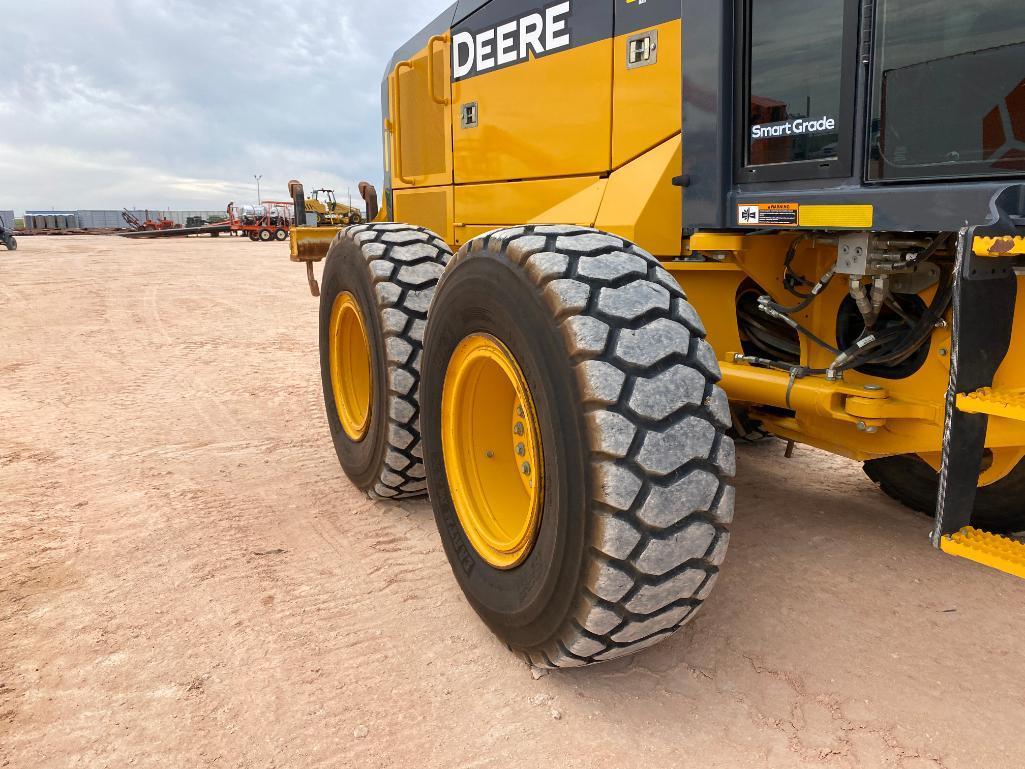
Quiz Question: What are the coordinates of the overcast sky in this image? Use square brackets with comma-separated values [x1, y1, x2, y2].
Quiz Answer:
[1, 0, 452, 215]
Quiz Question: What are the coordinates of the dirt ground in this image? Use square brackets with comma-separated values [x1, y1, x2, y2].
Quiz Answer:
[2, 234, 1024, 769]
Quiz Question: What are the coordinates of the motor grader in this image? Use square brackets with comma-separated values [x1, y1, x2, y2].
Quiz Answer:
[303, 188, 364, 227]
[290, 0, 1025, 668]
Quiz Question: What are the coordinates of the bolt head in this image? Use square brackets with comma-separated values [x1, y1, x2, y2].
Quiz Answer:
[521, 462, 531, 476]
[516, 443, 525, 457]
[513, 422, 525, 436]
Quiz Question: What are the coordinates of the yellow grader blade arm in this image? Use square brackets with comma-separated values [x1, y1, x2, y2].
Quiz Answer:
[289, 226, 343, 298]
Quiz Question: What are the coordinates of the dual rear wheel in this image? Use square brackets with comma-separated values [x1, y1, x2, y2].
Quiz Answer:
[319, 224, 734, 667]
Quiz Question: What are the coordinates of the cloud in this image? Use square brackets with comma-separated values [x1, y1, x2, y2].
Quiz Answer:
[1, 0, 453, 214]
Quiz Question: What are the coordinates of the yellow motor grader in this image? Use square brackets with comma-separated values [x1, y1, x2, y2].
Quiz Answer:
[290, 0, 1025, 667]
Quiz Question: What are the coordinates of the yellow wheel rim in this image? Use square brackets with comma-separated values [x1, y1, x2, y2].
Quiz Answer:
[442, 334, 544, 570]
[329, 292, 373, 441]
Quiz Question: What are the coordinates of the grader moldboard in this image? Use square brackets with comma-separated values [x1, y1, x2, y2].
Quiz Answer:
[290, 0, 1025, 667]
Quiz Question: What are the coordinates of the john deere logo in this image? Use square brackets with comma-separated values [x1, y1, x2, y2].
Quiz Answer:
[452, 1, 572, 81]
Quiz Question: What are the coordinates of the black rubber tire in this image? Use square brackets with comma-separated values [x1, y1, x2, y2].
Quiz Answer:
[319, 224, 452, 499]
[421, 226, 735, 667]
[864, 454, 1025, 533]
[259, 229, 273, 242]
[3, 235, 16, 251]
[348, 213, 363, 226]
[248, 232, 259, 242]
[275, 228, 287, 241]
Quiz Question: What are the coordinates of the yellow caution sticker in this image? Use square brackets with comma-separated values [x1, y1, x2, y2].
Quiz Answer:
[737, 203, 875, 229]
[737, 203, 798, 227]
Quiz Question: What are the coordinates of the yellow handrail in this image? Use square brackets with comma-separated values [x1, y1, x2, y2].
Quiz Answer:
[427, 34, 450, 106]
[393, 61, 415, 186]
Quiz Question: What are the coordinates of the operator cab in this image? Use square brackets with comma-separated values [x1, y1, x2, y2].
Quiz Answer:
[683, 0, 1025, 232]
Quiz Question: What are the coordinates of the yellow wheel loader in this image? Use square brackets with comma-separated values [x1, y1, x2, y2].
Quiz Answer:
[292, 0, 1025, 667]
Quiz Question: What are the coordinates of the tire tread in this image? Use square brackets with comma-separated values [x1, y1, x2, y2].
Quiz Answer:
[336, 224, 451, 500]
[454, 226, 735, 667]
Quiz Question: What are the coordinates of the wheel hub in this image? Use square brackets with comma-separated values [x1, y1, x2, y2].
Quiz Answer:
[442, 334, 544, 569]
[329, 292, 373, 441]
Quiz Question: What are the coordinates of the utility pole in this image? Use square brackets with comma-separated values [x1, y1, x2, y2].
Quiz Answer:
[254, 175, 263, 204]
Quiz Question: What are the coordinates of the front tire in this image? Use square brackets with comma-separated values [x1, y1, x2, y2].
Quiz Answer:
[259, 229, 273, 242]
[319, 224, 451, 498]
[421, 226, 734, 667]
[864, 454, 1025, 533]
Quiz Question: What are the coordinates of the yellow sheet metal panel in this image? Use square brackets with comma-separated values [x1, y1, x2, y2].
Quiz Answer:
[688, 233, 747, 253]
[452, 39, 613, 183]
[529, 178, 608, 227]
[595, 134, 682, 256]
[797, 205, 874, 229]
[454, 176, 603, 227]
[389, 37, 453, 189]
[611, 20, 681, 167]
[394, 186, 454, 245]
[664, 263, 746, 355]
[941, 527, 1025, 580]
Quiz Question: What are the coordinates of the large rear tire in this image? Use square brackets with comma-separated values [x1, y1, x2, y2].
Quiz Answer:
[421, 226, 734, 667]
[863, 454, 1025, 533]
[319, 224, 451, 499]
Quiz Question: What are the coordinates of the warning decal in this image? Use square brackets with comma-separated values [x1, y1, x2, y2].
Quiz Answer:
[737, 203, 799, 227]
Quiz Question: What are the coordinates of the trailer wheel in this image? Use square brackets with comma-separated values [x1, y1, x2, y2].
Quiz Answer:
[864, 454, 1025, 533]
[248, 232, 259, 242]
[259, 229, 273, 242]
[319, 224, 452, 499]
[349, 213, 364, 226]
[275, 228, 287, 241]
[421, 226, 734, 667]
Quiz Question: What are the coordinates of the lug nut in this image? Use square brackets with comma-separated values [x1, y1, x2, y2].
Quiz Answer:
[521, 462, 531, 476]
[513, 422, 524, 436]
[517, 405, 525, 418]
[485, 450, 494, 459]
[516, 443, 526, 456]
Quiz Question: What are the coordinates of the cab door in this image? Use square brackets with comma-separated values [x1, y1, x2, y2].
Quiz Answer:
[388, 34, 454, 190]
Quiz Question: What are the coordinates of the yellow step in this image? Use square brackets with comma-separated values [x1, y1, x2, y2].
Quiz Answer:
[973, 235, 1025, 257]
[940, 527, 1025, 580]
[957, 388, 1025, 422]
